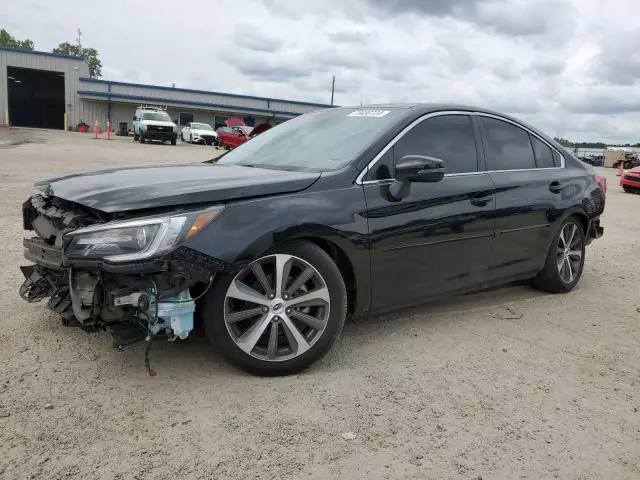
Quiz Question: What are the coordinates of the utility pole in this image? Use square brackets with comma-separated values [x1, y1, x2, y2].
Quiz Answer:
[76, 28, 82, 50]
[330, 75, 335, 106]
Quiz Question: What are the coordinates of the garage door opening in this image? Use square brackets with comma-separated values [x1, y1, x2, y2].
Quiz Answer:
[7, 66, 65, 129]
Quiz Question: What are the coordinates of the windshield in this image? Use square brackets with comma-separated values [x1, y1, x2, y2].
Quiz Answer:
[192, 123, 213, 130]
[141, 112, 172, 122]
[217, 107, 405, 171]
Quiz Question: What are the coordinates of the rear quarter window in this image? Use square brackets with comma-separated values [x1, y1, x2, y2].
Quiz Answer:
[480, 117, 536, 171]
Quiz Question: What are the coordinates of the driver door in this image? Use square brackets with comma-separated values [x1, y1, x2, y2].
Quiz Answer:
[363, 113, 496, 310]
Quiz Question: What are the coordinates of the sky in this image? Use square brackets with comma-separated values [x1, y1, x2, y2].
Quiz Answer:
[2, 0, 639, 143]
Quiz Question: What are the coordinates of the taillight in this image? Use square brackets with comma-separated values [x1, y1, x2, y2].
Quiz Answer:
[594, 175, 607, 193]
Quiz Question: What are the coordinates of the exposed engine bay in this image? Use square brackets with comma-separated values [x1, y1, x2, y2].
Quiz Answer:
[20, 194, 220, 372]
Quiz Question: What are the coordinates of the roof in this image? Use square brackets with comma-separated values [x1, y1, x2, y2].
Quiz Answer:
[0, 45, 84, 60]
[79, 77, 335, 109]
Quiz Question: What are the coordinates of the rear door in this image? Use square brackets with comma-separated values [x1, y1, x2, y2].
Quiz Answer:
[477, 114, 569, 281]
[363, 112, 496, 310]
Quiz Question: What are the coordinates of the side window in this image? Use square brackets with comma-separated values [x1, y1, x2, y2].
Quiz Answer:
[552, 150, 562, 167]
[394, 115, 478, 174]
[480, 117, 536, 171]
[531, 135, 555, 168]
[369, 149, 394, 180]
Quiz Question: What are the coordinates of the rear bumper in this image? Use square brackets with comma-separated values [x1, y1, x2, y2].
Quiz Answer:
[586, 217, 603, 245]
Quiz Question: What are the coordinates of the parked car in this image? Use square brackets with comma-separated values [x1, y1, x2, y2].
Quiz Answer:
[620, 165, 640, 193]
[181, 122, 219, 145]
[19, 104, 605, 375]
[133, 108, 178, 145]
[217, 123, 271, 149]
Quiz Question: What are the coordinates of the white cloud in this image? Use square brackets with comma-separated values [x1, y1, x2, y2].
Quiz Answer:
[1, 0, 639, 142]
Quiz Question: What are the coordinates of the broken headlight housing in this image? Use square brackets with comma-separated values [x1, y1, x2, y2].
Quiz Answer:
[64, 206, 223, 262]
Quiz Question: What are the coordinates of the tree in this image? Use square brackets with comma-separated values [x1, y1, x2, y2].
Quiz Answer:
[0, 29, 34, 49]
[52, 41, 102, 78]
[553, 137, 573, 148]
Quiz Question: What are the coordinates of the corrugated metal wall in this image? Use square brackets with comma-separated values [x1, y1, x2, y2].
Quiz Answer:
[1, 48, 331, 131]
[0, 48, 89, 127]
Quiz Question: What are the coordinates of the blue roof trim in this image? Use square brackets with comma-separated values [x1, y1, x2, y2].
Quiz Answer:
[79, 77, 335, 109]
[0, 45, 84, 59]
[77, 90, 304, 117]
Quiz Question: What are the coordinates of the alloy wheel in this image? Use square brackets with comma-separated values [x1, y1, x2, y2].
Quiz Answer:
[224, 254, 330, 361]
[556, 222, 582, 283]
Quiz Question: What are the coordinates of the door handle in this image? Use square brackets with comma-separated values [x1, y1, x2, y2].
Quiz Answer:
[549, 181, 565, 193]
[470, 193, 494, 207]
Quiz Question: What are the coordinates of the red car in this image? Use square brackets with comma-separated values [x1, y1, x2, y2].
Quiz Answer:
[620, 165, 640, 193]
[216, 117, 271, 149]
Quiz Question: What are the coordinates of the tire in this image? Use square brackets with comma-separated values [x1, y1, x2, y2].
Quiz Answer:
[624, 161, 633, 169]
[533, 216, 586, 293]
[202, 240, 347, 375]
[171, 138, 177, 145]
[139, 133, 145, 144]
[181, 133, 185, 141]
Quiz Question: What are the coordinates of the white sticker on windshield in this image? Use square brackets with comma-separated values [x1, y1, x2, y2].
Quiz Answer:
[348, 109, 391, 118]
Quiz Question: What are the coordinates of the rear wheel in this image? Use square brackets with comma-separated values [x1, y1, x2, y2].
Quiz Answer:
[171, 138, 177, 145]
[202, 241, 347, 375]
[534, 217, 585, 293]
[624, 160, 633, 169]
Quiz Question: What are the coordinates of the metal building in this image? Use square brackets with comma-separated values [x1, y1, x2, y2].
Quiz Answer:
[1, 46, 332, 131]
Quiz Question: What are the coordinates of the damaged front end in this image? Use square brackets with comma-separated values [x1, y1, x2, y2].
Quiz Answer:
[20, 194, 224, 354]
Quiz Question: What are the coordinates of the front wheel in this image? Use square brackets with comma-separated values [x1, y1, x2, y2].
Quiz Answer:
[534, 217, 585, 293]
[171, 138, 177, 145]
[202, 241, 347, 375]
[624, 161, 633, 169]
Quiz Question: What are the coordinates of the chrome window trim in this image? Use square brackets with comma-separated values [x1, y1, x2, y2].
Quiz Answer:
[475, 112, 565, 169]
[355, 110, 565, 185]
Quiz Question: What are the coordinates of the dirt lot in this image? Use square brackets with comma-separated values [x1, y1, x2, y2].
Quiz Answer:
[0, 129, 638, 480]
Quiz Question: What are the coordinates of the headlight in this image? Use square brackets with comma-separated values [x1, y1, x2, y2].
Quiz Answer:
[64, 206, 223, 262]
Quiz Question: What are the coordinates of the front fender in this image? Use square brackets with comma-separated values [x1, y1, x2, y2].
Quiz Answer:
[181, 186, 372, 313]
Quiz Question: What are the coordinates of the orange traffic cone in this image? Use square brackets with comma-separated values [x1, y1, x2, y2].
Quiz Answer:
[105, 120, 111, 140]
[93, 120, 99, 139]
[617, 162, 624, 176]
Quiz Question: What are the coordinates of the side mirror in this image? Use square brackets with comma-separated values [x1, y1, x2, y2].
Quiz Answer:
[396, 155, 445, 183]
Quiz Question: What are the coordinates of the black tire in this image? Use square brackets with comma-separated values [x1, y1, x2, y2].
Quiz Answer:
[190, 133, 193, 144]
[181, 133, 185, 141]
[202, 240, 347, 375]
[139, 133, 145, 144]
[624, 161, 633, 169]
[171, 138, 177, 145]
[533, 216, 585, 293]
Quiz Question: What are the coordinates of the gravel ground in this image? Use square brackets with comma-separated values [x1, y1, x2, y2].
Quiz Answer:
[0, 129, 638, 480]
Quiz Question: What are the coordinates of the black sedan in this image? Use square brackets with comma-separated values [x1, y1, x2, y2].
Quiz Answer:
[19, 104, 605, 375]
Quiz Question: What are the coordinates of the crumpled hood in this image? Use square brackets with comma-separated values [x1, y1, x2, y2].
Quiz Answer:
[35, 164, 320, 213]
[628, 165, 640, 175]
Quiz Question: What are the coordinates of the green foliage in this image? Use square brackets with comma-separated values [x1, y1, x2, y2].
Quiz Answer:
[553, 137, 573, 147]
[0, 28, 34, 49]
[53, 42, 102, 78]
